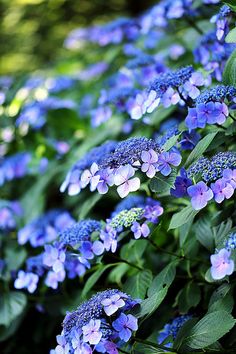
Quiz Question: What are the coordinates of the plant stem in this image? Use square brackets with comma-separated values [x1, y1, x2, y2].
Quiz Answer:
[229, 113, 236, 122]
[109, 254, 143, 271]
[147, 238, 208, 265]
[184, 17, 204, 35]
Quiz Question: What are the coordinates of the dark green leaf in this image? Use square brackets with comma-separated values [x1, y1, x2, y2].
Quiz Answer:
[194, 217, 214, 251]
[176, 282, 201, 313]
[78, 193, 102, 219]
[150, 171, 176, 195]
[148, 261, 177, 297]
[123, 270, 153, 299]
[213, 219, 232, 248]
[208, 284, 234, 314]
[81, 264, 116, 298]
[169, 205, 199, 230]
[223, 49, 236, 86]
[0, 292, 27, 327]
[134, 288, 168, 318]
[184, 311, 236, 349]
[133, 342, 166, 353]
[162, 133, 181, 151]
[185, 132, 218, 168]
[225, 28, 236, 43]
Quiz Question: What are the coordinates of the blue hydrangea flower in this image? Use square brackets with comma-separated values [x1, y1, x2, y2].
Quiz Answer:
[210, 249, 234, 280]
[0, 152, 31, 186]
[210, 178, 234, 203]
[112, 313, 138, 342]
[14, 270, 39, 293]
[51, 289, 139, 353]
[171, 168, 193, 198]
[0, 201, 22, 231]
[18, 209, 75, 247]
[187, 181, 213, 210]
[158, 315, 192, 347]
[225, 233, 236, 251]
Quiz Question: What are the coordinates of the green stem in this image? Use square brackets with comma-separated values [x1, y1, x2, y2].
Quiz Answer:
[147, 238, 208, 265]
[229, 113, 236, 122]
[184, 17, 204, 35]
[109, 254, 143, 271]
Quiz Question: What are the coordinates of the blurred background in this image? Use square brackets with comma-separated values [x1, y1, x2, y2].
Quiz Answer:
[0, 0, 157, 75]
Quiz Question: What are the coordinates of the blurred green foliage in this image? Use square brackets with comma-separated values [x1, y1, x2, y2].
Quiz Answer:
[0, 0, 156, 75]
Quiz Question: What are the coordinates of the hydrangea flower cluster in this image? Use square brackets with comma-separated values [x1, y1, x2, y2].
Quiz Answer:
[18, 209, 75, 247]
[194, 30, 235, 81]
[129, 66, 205, 120]
[61, 137, 181, 198]
[0, 152, 31, 186]
[171, 152, 236, 210]
[211, 5, 231, 41]
[0, 200, 22, 231]
[185, 85, 236, 130]
[51, 289, 139, 353]
[158, 315, 192, 347]
[14, 210, 75, 291]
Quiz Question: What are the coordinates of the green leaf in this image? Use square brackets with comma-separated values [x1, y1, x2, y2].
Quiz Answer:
[225, 28, 236, 43]
[176, 282, 201, 313]
[162, 133, 181, 151]
[223, 49, 236, 86]
[134, 262, 177, 319]
[5, 245, 27, 272]
[133, 342, 166, 353]
[213, 218, 232, 248]
[185, 132, 218, 168]
[223, 1, 236, 12]
[81, 264, 116, 298]
[208, 284, 234, 314]
[169, 205, 199, 230]
[174, 318, 198, 350]
[148, 261, 177, 297]
[123, 270, 153, 299]
[184, 311, 236, 349]
[78, 193, 102, 219]
[150, 171, 176, 195]
[194, 217, 214, 251]
[0, 292, 27, 327]
[134, 288, 168, 318]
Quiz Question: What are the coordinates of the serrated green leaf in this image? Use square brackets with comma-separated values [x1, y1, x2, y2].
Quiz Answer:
[194, 217, 214, 251]
[169, 205, 199, 230]
[150, 171, 176, 195]
[184, 311, 236, 349]
[81, 263, 116, 298]
[133, 342, 166, 353]
[0, 292, 27, 327]
[185, 132, 218, 168]
[208, 284, 234, 314]
[124, 270, 153, 299]
[213, 218, 232, 248]
[162, 133, 181, 151]
[223, 49, 236, 86]
[176, 282, 201, 313]
[225, 28, 236, 43]
[148, 261, 177, 297]
[134, 288, 168, 318]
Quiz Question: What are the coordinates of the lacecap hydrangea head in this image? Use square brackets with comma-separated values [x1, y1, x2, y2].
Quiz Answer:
[51, 289, 139, 353]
